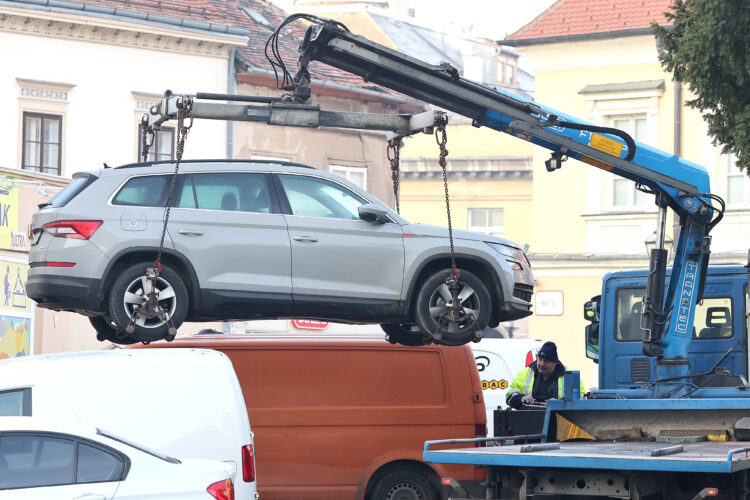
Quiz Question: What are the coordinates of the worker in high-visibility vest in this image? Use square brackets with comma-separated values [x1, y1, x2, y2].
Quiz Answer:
[506, 341, 585, 409]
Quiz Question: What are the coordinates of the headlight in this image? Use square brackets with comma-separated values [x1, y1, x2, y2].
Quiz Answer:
[486, 242, 530, 266]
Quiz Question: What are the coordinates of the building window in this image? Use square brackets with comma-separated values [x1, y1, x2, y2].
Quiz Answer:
[726, 153, 746, 206]
[138, 124, 174, 162]
[329, 165, 367, 190]
[251, 154, 290, 162]
[22, 112, 62, 175]
[468, 208, 504, 236]
[610, 115, 648, 209]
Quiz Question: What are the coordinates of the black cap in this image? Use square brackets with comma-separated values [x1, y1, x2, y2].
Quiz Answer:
[537, 341, 558, 363]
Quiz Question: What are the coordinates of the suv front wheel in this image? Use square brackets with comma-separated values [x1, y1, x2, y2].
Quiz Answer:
[108, 262, 188, 343]
[414, 268, 490, 346]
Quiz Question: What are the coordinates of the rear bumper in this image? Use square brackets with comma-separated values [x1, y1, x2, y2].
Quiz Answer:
[27, 273, 103, 313]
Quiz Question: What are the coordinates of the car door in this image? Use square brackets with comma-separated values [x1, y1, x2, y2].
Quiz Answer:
[168, 172, 292, 316]
[274, 173, 404, 316]
[0, 433, 120, 499]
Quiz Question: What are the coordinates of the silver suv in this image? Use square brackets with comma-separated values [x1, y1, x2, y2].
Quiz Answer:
[28, 160, 533, 346]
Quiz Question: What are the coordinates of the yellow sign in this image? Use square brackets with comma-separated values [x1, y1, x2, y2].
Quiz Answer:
[1, 260, 30, 314]
[589, 133, 624, 158]
[0, 175, 20, 250]
[481, 379, 508, 390]
[0, 315, 30, 358]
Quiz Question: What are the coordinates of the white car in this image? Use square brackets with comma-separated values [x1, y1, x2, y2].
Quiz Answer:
[0, 416, 235, 499]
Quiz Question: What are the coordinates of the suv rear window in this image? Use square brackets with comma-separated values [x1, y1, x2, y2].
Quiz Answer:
[44, 174, 97, 208]
[112, 175, 170, 207]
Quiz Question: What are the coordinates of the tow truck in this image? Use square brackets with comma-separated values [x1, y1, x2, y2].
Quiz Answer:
[143, 15, 750, 498]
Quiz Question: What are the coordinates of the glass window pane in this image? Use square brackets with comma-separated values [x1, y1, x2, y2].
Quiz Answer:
[280, 175, 365, 220]
[44, 118, 60, 143]
[348, 170, 366, 189]
[176, 175, 196, 209]
[727, 176, 744, 204]
[77, 443, 123, 483]
[192, 173, 270, 213]
[613, 119, 630, 132]
[157, 130, 172, 156]
[613, 178, 628, 206]
[112, 175, 169, 207]
[0, 390, 25, 416]
[0, 435, 75, 489]
[24, 141, 40, 167]
[25, 117, 41, 141]
[634, 118, 647, 141]
[615, 288, 645, 341]
[693, 297, 733, 339]
[43, 143, 59, 169]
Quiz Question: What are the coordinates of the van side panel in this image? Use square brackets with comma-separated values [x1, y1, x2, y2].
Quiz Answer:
[216, 342, 479, 500]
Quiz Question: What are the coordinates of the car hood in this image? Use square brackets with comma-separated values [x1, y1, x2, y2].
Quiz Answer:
[402, 223, 519, 248]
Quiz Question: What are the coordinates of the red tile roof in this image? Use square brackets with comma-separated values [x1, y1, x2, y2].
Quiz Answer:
[508, 0, 673, 41]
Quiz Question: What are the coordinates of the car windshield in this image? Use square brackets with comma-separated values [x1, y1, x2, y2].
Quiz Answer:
[96, 428, 180, 464]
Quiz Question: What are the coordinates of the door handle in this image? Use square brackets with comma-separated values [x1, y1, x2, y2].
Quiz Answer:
[293, 235, 318, 243]
[73, 495, 107, 500]
[178, 229, 203, 236]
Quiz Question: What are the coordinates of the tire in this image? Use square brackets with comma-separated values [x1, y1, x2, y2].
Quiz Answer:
[370, 466, 439, 500]
[108, 262, 188, 343]
[414, 268, 491, 346]
[380, 323, 433, 347]
[89, 316, 138, 345]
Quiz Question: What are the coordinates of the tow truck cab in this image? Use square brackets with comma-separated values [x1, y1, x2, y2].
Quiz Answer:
[587, 264, 748, 389]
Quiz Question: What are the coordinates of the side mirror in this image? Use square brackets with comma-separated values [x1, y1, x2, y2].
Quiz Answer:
[358, 204, 389, 224]
[585, 323, 599, 363]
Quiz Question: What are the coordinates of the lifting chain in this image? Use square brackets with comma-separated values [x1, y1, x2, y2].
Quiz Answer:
[140, 120, 154, 163]
[433, 119, 483, 344]
[435, 120, 458, 279]
[126, 97, 193, 341]
[387, 138, 402, 213]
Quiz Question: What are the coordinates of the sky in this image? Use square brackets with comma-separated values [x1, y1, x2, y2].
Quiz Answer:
[269, 0, 558, 41]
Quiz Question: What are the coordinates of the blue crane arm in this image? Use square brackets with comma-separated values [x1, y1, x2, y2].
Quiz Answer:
[287, 19, 720, 386]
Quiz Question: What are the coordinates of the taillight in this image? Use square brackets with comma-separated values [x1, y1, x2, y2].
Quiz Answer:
[207, 478, 234, 500]
[525, 350, 534, 367]
[43, 220, 102, 239]
[242, 444, 256, 482]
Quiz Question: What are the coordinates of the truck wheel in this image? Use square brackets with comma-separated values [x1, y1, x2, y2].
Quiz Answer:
[380, 323, 433, 346]
[415, 268, 491, 346]
[89, 316, 137, 345]
[108, 262, 188, 343]
[370, 466, 438, 500]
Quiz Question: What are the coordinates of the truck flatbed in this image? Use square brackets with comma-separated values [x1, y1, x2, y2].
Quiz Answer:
[424, 439, 750, 474]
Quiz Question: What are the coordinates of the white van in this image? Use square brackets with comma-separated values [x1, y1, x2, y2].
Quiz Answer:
[470, 338, 543, 436]
[0, 348, 257, 500]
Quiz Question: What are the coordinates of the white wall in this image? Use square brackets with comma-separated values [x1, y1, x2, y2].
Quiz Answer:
[0, 29, 230, 176]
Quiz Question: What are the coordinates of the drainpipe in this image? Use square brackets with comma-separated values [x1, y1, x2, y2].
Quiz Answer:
[673, 81, 682, 156]
[672, 80, 682, 247]
[226, 48, 236, 159]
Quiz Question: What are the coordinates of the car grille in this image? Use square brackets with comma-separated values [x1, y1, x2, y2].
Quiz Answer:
[513, 283, 533, 302]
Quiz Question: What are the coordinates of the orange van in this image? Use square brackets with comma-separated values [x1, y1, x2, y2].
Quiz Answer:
[137, 334, 487, 500]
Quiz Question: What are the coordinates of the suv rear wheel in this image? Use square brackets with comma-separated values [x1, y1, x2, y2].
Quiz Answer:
[414, 268, 490, 346]
[108, 262, 188, 343]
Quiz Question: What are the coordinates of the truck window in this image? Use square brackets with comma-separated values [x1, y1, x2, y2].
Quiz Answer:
[616, 288, 733, 341]
[0, 389, 30, 416]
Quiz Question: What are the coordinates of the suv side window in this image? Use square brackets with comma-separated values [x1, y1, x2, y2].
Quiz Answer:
[278, 174, 366, 220]
[178, 173, 271, 213]
[112, 175, 170, 207]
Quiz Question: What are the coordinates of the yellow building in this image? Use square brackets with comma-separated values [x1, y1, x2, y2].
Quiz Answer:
[504, 0, 749, 389]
